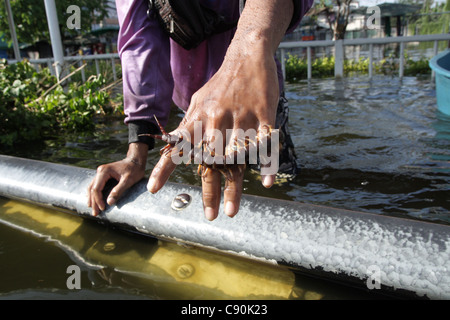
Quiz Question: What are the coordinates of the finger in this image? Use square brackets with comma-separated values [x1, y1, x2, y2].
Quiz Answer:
[201, 166, 222, 221]
[258, 124, 279, 188]
[89, 165, 120, 216]
[148, 152, 177, 193]
[90, 179, 105, 217]
[261, 174, 276, 188]
[87, 179, 103, 217]
[107, 176, 134, 206]
[87, 179, 94, 207]
[223, 165, 245, 217]
[90, 201, 101, 217]
[88, 171, 108, 215]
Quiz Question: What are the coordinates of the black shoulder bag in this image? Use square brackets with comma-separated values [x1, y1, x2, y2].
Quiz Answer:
[148, 0, 238, 50]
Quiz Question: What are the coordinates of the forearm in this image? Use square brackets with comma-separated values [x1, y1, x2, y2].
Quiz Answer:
[126, 142, 149, 169]
[226, 0, 294, 60]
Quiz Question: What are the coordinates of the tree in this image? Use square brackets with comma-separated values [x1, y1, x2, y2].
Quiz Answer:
[319, 0, 354, 40]
[0, 0, 111, 45]
[404, 0, 450, 35]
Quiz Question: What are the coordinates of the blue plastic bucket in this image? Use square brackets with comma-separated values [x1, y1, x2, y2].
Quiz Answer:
[430, 49, 450, 116]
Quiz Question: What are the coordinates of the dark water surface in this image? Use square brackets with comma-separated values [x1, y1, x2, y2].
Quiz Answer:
[12, 75, 449, 224]
[1, 75, 449, 299]
[284, 76, 450, 224]
[0, 198, 383, 300]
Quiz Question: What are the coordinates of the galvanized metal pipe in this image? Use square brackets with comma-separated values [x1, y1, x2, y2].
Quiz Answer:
[0, 155, 449, 299]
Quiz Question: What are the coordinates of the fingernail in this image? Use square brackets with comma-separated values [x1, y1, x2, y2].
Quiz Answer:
[204, 207, 216, 221]
[225, 201, 235, 217]
[147, 177, 156, 193]
[107, 196, 116, 206]
[262, 175, 273, 188]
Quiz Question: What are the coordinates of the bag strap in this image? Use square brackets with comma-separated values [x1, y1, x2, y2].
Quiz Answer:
[148, 0, 241, 50]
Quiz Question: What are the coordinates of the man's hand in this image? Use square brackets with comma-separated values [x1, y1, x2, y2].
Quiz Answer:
[87, 142, 148, 216]
[147, 0, 294, 220]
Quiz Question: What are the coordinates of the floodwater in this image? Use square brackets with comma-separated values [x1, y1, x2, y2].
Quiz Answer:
[1, 75, 449, 300]
[284, 76, 450, 224]
[0, 198, 381, 300]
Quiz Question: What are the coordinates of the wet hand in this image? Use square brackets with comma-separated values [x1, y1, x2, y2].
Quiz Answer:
[87, 143, 148, 216]
[147, 46, 280, 220]
[147, 0, 293, 220]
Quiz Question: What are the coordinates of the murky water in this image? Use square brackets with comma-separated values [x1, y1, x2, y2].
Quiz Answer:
[1, 75, 449, 299]
[19, 75, 448, 224]
[284, 76, 450, 224]
[0, 198, 383, 300]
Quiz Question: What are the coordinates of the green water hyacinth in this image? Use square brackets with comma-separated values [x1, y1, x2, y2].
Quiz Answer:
[0, 59, 121, 150]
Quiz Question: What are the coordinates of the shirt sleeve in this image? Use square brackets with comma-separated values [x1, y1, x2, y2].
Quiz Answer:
[287, 0, 315, 33]
[116, 0, 174, 148]
[127, 120, 160, 149]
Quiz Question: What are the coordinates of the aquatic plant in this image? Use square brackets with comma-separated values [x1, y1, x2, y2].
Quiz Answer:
[0, 59, 122, 150]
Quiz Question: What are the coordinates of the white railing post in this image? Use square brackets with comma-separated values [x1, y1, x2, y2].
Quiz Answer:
[432, 40, 439, 80]
[335, 39, 344, 78]
[307, 46, 312, 80]
[95, 56, 100, 77]
[46, 59, 54, 76]
[79, 59, 86, 83]
[111, 58, 117, 81]
[399, 42, 405, 79]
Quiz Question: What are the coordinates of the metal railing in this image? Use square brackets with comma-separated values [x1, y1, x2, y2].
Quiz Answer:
[8, 53, 120, 83]
[7, 33, 450, 83]
[278, 33, 450, 80]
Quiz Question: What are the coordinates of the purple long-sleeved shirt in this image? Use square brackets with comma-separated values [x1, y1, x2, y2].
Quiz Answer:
[116, 0, 314, 146]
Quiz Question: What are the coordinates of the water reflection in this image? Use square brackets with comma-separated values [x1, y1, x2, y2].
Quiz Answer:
[284, 76, 450, 224]
[0, 198, 381, 300]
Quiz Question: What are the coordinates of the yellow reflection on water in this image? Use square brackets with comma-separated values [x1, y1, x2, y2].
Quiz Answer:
[0, 197, 380, 300]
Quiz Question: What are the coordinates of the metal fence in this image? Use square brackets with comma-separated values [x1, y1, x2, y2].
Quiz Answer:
[7, 33, 450, 83]
[278, 33, 450, 80]
[8, 53, 121, 83]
